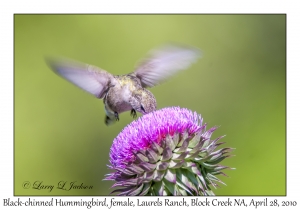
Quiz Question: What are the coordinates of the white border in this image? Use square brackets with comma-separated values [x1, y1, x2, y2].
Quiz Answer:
[1, 0, 299, 209]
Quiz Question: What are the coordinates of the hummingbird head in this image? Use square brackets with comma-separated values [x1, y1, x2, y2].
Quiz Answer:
[139, 89, 157, 114]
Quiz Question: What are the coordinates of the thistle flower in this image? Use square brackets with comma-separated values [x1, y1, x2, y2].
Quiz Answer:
[105, 107, 234, 195]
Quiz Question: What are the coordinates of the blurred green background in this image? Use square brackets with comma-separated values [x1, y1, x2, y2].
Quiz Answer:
[14, 15, 285, 196]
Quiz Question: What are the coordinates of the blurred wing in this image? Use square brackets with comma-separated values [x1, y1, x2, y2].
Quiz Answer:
[134, 45, 201, 88]
[46, 57, 117, 99]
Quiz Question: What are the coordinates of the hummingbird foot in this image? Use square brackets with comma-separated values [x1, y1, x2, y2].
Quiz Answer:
[130, 109, 137, 119]
[114, 112, 119, 121]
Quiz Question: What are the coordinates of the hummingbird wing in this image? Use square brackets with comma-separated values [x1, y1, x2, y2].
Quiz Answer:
[46, 57, 117, 99]
[134, 44, 201, 88]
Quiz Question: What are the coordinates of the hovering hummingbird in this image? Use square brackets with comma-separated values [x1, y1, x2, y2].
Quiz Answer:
[46, 44, 201, 125]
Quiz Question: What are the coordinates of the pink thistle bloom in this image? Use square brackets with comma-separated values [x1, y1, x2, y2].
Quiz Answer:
[105, 107, 234, 196]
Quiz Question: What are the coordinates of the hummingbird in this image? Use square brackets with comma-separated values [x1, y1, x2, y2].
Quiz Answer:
[46, 44, 201, 125]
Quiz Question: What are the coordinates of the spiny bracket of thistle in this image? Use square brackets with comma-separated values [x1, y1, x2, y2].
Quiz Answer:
[104, 107, 235, 196]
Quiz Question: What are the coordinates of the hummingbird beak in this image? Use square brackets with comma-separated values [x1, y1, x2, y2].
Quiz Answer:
[140, 105, 147, 115]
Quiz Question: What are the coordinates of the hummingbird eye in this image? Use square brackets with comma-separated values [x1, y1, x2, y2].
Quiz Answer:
[141, 105, 146, 113]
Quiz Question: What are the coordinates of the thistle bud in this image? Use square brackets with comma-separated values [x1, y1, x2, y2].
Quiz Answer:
[105, 107, 234, 195]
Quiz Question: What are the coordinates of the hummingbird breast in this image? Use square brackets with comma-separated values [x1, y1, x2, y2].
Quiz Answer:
[104, 74, 141, 114]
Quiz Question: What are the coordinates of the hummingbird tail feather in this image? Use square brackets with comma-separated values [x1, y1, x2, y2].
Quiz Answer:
[105, 115, 117, 126]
